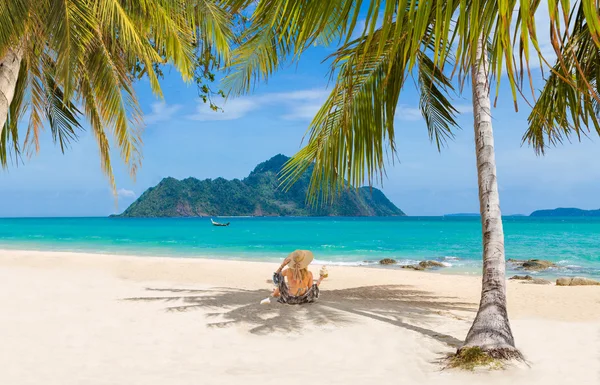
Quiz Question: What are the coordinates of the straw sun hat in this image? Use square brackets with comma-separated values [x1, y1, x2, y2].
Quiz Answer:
[287, 250, 314, 269]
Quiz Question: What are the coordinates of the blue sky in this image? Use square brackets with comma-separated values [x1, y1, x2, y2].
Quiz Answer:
[1, 18, 599, 217]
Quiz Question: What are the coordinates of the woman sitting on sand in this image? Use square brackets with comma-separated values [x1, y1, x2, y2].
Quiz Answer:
[270, 250, 327, 304]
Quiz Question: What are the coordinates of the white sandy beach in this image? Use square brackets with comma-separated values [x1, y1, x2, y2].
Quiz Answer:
[0, 249, 598, 385]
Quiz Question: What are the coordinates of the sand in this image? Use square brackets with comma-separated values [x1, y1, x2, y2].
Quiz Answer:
[0, 249, 598, 385]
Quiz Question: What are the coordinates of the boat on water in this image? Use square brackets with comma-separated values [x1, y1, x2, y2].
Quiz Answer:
[211, 218, 230, 227]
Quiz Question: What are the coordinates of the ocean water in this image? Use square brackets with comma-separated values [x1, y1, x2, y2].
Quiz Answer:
[0, 217, 599, 278]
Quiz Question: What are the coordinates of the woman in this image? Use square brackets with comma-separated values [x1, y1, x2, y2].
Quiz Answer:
[271, 250, 326, 304]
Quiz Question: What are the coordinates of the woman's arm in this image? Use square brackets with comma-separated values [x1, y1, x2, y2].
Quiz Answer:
[276, 257, 290, 274]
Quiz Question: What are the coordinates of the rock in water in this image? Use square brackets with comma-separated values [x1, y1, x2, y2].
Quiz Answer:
[400, 260, 447, 270]
[556, 277, 600, 286]
[400, 265, 424, 271]
[508, 259, 557, 271]
[418, 260, 446, 269]
[379, 258, 397, 265]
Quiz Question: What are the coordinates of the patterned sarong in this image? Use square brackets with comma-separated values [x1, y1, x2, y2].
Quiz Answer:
[273, 272, 319, 304]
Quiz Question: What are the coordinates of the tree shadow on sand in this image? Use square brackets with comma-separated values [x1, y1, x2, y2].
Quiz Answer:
[124, 284, 475, 348]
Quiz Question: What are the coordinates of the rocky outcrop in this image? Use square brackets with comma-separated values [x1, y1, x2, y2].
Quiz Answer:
[509, 275, 551, 285]
[379, 258, 397, 265]
[556, 277, 600, 286]
[508, 259, 557, 271]
[418, 260, 446, 269]
[509, 275, 534, 280]
[400, 260, 446, 271]
[400, 264, 424, 271]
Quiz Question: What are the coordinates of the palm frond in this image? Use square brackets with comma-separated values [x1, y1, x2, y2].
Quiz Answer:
[525, 4, 600, 153]
[94, 0, 164, 95]
[84, 32, 143, 179]
[280, 23, 458, 205]
[418, 52, 460, 150]
[45, 0, 95, 99]
[227, 0, 600, 111]
[79, 74, 116, 192]
[222, 24, 296, 95]
[146, 0, 197, 80]
[43, 69, 83, 153]
[0, 56, 28, 167]
[23, 41, 46, 156]
[193, 0, 235, 64]
[0, 0, 30, 57]
[223, 0, 358, 96]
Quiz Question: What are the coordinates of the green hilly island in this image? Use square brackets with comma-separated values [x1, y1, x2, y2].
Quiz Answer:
[116, 155, 405, 217]
[530, 208, 600, 217]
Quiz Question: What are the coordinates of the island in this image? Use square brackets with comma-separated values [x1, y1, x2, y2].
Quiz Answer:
[530, 208, 600, 217]
[114, 154, 405, 217]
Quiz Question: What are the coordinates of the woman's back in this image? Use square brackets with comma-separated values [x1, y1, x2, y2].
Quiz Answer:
[282, 268, 313, 296]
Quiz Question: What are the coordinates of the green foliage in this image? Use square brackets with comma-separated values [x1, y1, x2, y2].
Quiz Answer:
[117, 154, 405, 217]
[0, 0, 236, 191]
[278, 22, 459, 205]
[225, 0, 600, 205]
[525, 3, 600, 154]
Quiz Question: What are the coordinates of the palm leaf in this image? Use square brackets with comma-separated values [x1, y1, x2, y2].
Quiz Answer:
[0, 0, 30, 58]
[45, 0, 96, 99]
[0, 56, 28, 167]
[43, 69, 83, 153]
[223, 0, 359, 96]
[280, 24, 458, 205]
[79, 74, 117, 192]
[193, 0, 235, 64]
[83, 32, 143, 178]
[418, 52, 460, 150]
[525, 4, 600, 153]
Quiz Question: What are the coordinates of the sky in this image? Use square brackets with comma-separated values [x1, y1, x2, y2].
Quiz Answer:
[1, 8, 599, 217]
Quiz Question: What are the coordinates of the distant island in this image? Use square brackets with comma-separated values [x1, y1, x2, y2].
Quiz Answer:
[530, 208, 600, 217]
[444, 213, 526, 217]
[115, 155, 405, 217]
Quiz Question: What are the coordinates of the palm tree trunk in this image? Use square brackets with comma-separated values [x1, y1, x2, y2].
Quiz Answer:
[461, 36, 521, 359]
[0, 47, 23, 133]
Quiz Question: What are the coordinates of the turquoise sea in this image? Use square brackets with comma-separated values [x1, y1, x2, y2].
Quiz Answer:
[0, 217, 599, 278]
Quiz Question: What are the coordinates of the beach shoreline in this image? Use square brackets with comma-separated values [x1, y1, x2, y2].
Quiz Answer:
[0, 245, 595, 281]
[1, 248, 599, 384]
[2, 216, 599, 281]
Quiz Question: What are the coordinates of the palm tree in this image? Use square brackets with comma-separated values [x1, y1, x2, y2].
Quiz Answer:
[224, 0, 600, 360]
[0, 0, 234, 188]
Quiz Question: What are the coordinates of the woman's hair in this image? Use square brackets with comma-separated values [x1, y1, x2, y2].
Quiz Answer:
[298, 267, 309, 280]
[291, 267, 309, 281]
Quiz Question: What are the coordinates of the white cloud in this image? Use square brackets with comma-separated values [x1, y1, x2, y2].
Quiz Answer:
[281, 103, 324, 120]
[396, 105, 423, 121]
[266, 89, 329, 121]
[145, 102, 182, 125]
[268, 89, 329, 101]
[187, 98, 258, 121]
[117, 188, 136, 198]
[187, 88, 330, 122]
